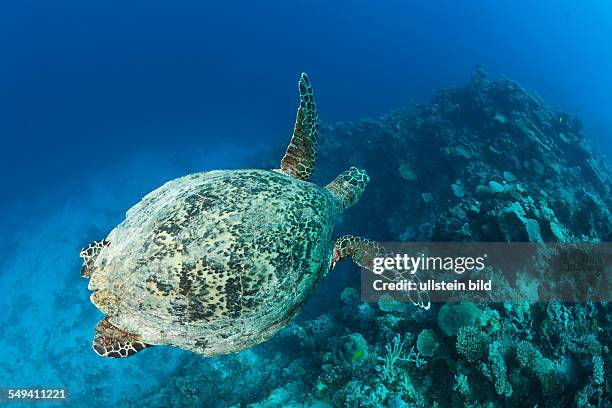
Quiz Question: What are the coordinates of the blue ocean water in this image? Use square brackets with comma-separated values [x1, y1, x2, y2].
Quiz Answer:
[0, 1, 611, 407]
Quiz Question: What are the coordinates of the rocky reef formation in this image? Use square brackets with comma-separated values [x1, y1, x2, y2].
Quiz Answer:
[120, 69, 611, 407]
[313, 66, 611, 244]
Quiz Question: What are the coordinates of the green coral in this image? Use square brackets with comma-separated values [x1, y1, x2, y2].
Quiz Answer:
[476, 308, 501, 334]
[476, 184, 492, 195]
[592, 355, 604, 385]
[525, 218, 543, 242]
[438, 302, 482, 336]
[451, 182, 466, 198]
[421, 192, 434, 203]
[416, 329, 439, 357]
[378, 293, 407, 313]
[488, 180, 505, 194]
[453, 373, 470, 397]
[456, 326, 488, 363]
[503, 171, 516, 182]
[399, 163, 418, 181]
[498, 201, 548, 242]
[515, 341, 558, 395]
[548, 220, 567, 241]
[488, 340, 512, 397]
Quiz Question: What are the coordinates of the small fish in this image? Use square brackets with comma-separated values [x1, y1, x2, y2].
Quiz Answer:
[352, 350, 365, 362]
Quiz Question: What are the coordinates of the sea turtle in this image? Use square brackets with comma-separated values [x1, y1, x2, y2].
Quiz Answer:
[80, 73, 389, 358]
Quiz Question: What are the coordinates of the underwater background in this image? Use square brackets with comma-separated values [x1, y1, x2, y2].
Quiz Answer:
[0, 1, 611, 407]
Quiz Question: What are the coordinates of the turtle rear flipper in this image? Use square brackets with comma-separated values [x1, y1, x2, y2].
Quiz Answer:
[280, 73, 318, 181]
[79, 240, 110, 278]
[93, 316, 151, 358]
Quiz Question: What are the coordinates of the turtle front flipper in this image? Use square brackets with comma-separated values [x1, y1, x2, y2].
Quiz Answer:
[280, 73, 318, 181]
[330, 235, 385, 271]
[331, 236, 431, 310]
[93, 316, 151, 358]
[79, 240, 110, 278]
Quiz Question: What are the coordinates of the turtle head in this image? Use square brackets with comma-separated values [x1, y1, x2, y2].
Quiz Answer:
[325, 167, 370, 213]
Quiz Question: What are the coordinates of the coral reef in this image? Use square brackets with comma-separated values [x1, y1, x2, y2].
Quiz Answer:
[122, 69, 611, 407]
[313, 66, 611, 245]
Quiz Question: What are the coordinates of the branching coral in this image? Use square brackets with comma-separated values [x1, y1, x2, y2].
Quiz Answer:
[453, 373, 470, 397]
[515, 340, 558, 395]
[488, 340, 513, 397]
[379, 334, 427, 383]
[457, 326, 488, 363]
